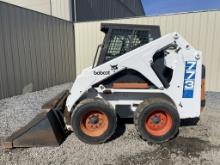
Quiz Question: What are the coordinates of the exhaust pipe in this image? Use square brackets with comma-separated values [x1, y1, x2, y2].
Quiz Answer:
[2, 90, 70, 149]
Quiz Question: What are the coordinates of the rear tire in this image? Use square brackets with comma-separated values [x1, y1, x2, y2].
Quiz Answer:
[71, 98, 117, 144]
[134, 98, 180, 143]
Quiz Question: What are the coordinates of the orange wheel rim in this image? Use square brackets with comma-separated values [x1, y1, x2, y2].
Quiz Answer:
[80, 110, 109, 137]
[145, 110, 172, 136]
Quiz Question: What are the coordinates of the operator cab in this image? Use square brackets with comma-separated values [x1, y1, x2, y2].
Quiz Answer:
[93, 23, 161, 66]
[93, 23, 172, 89]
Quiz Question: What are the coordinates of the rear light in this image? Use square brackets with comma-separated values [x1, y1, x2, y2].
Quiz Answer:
[201, 65, 206, 112]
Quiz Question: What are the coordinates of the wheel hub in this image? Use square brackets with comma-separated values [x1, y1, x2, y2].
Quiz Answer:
[90, 115, 99, 124]
[80, 110, 109, 137]
[151, 115, 160, 124]
[145, 110, 172, 136]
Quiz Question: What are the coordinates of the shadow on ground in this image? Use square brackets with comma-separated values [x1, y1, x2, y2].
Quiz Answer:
[117, 136, 220, 165]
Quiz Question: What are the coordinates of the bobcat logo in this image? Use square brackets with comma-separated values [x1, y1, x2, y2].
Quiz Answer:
[111, 64, 118, 72]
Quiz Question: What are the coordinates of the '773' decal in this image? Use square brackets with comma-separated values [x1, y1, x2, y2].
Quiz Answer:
[183, 61, 197, 98]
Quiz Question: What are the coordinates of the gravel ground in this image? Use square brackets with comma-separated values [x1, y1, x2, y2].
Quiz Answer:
[0, 83, 220, 165]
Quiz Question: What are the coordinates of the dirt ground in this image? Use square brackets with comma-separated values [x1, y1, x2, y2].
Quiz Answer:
[0, 83, 220, 165]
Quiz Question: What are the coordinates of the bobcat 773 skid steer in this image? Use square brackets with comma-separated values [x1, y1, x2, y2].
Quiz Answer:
[2, 24, 206, 149]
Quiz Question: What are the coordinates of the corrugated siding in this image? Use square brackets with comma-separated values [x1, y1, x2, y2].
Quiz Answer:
[0, 0, 51, 14]
[74, 0, 144, 22]
[0, 2, 75, 99]
[74, 11, 220, 92]
[0, 0, 72, 21]
[51, 0, 72, 21]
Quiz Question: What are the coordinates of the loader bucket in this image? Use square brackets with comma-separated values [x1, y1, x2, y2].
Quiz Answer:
[2, 90, 70, 149]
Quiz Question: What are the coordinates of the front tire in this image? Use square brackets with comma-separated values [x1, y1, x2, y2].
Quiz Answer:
[134, 98, 180, 143]
[71, 98, 117, 144]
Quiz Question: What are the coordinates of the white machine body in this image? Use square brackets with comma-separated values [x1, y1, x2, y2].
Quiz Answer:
[66, 32, 202, 119]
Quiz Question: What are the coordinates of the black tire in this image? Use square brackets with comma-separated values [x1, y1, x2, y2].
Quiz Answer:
[71, 98, 117, 144]
[134, 98, 180, 143]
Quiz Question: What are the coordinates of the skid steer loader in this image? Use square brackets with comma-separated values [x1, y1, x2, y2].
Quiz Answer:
[2, 23, 206, 149]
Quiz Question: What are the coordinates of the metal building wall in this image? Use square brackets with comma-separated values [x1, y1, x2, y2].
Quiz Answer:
[0, 2, 75, 99]
[0, 0, 144, 22]
[74, 11, 220, 92]
[0, 0, 72, 21]
[51, 0, 72, 21]
[73, 0, 144, 22]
